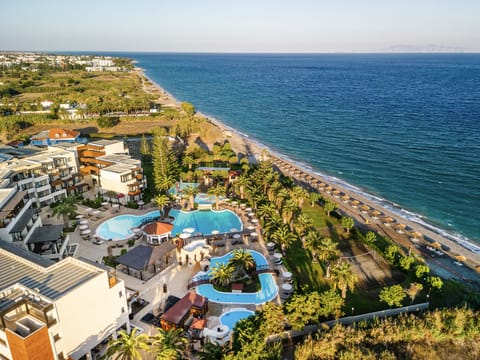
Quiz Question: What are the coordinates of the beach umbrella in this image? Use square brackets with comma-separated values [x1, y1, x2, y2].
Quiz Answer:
[183, 227, 195, 234]
[432, 241, 442, 249]
[350, 200, 360, 207]
[332, 189, 341, 197]
[325, 186, 333, 192]
[454, 254, 466, 262]
[81, 229, 91, 235]
[318, 182, 326, 188]
[382, 217, 394, 225]
[371, 210, 382, 218]
[360, 205, 370, 213]
[211, 230, 220, 235]
[395, 223, 406, 233]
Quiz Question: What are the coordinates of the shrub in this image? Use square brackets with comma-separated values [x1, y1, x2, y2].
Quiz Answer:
[96, 116, 119, 128]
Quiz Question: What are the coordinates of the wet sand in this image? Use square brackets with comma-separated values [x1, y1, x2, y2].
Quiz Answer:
[139, 68, 480, 280]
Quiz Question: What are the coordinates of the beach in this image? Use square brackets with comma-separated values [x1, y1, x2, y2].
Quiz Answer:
[138, 67, 480, 281]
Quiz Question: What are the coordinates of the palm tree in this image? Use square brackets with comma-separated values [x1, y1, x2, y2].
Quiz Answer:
[262, 214, 283, 238]
[150, 328, 188, 360]
[272, 226, 297, 252]
[281, 198, 299, 230]
[291, 186, 308, 208]
[304, 230, 322, 261]
[198, 342, 231, 360]
[256, 203, 277, 220]
[341, 216, 355, 234]
[156, 174, 177, 193]
[229, 248, 256, 277]
[235, 174, 250, 200]
[182, 154, 195, 170]
[52, 195, 78, 229]
[211, 263, 234, 287]
[275, 188, 290, 210]
[154, 194, 171, 217]
[208, 184, 226, 210]
[308, 192, 321, 207]
[330, 262, 358, 299]
[294, 214, 313, 239]
[406, 282, 423, 303]
[323, 199, 337, 217]
[104, 328, 150, 360]
[267, 180, 282, 202]
[182, 185, 199, 210]
[317, 237, 340, 278]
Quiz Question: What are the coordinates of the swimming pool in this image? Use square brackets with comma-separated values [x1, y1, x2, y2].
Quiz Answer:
[96, 209, 242, 241]
[219, 308, 255, 330]
[195, 193, 224, 205]
[196, 250, 278, 304]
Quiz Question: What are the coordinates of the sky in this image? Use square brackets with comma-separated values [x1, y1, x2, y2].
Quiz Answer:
[1, 0, 479, 52]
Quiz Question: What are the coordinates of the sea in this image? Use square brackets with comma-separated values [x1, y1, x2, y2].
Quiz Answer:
[111, 53, 480, 250]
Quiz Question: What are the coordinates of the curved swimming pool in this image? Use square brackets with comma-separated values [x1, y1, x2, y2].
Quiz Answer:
[96, 208, 242, 241]
[220, 308, 255, 330]
[196, 250, 278, 305]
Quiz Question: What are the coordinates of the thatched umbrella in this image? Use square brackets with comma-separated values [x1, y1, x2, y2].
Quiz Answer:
[350, 200, 360, 208]
[454, 254, 466, 262]
[312, 178, 319, 184]
[341, 194, 350, 202]
[409, 231, 422, 239]
[432, 241, 442, 249]
[325, 186, 333, 193]
[382, 217, 395, 225]
[360, 205, 371, 213]
[395, 223, 407, 233]
[332, 189, 341, 197]
[318, 182, 326, 188]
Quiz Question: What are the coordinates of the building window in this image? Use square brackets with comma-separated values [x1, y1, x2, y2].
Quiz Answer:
[121, 307, 125, 313]
[119, 291, 123, 298]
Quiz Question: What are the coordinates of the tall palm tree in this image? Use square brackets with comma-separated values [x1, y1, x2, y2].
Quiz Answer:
[235, 174, 250, 200]
[281, 198, 299, 230]
[182, 185, 199, 210]
[291, 186, 308, 208]
[329, 262, 358, 299]
[156, 174, 177, 194]
[198, 342, 231, 360]
[52, 195, 78, 229]
[151, 328, 188, 360]
[104, 328, 150, 360]
[229, 248, 256, 277]
[304, 230, 322, 261]
[154, 194, 171, 217]
[272, 226, 297, 252]
[256, 203, 277, 220]
[267, 180, 282, 202]
[294, 214, 314, 239]
[317, 237, 340, 278]
[208, 184, 226, 210]
[262, 214, 283, 238]
[182, 154, 195, 171]
[211, 263, 234, 287]
[275, 188, 290, 210]
[308, 192, 321, 207]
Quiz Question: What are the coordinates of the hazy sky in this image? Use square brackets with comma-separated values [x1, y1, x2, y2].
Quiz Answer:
[1, 0, 479, 52]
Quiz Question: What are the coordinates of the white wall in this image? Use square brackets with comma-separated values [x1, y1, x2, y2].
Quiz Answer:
[104, 142, 127, 156]
[52, 272, 129, 360]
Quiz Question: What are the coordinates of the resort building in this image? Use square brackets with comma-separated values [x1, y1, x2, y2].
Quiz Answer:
[160, 292, 208, 331]
[30, 128, 81, 147]
[0, 242, 129, 360]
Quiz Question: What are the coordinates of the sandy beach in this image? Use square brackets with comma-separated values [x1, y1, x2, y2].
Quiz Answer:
[139, 68, 480, 280]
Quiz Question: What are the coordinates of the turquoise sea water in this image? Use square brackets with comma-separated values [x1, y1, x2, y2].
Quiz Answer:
[123, 53, 479, 251]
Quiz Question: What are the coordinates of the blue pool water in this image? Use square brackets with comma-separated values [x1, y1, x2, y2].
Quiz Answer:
[220, 309, 255, 330]
[196, 250, 278, 304]
[96, 209, 242, 240]
[195, 193, 225, 205]
[168, 182, 199, 196]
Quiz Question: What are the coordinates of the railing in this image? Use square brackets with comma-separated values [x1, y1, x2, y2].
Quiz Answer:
[137, 216, 160, 227]
[187, 276, 212, 289]
[254, 265, 276, 274]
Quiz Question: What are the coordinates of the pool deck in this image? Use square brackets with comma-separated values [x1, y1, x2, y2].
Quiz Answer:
[41, 200, 287, 336]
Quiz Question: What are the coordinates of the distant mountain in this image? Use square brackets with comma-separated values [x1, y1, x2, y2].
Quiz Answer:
[384, 44, 468, 53]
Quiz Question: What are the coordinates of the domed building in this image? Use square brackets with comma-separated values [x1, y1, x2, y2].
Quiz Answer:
[142, 222, 174, 245]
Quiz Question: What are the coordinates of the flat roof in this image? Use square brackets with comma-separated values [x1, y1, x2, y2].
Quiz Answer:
[27, 224, 64, 243]
[0, 246, 102, 301]
[90, 139, 121, 147]
[9, 208, 37, 234]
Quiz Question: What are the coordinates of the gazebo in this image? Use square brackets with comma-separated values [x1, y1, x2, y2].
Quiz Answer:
[143, 222, 174, 245]
[115, 243, 177, 280]
[160, 292, 208, 330]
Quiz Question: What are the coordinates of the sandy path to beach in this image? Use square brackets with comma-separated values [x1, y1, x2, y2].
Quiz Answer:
[141, 68, 480, 280]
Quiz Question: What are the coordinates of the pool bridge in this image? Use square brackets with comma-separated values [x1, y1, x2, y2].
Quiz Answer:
[187, 265, 277, 289]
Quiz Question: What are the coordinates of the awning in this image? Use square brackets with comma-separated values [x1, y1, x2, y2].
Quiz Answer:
[27, 224, 64, 244]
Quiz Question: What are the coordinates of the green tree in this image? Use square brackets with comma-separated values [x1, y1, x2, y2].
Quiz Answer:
[291, 186, 308, 208]
[182, 153, 195, 171]
[104, 328, 150, 360]
[181, 101, 196, 116]
[427, 276, 443, 291]
[385, 245, 400, 264]
[329, 262, 358, 299]
[316, 237, 340, 278]
[234, 174, 250, 200]
[183, 185, 199, 210]
[139, 134, 150, 158]
[364, 231, 377, 245]
[308, 192, 321, 207]
[294, 213, 314, 239]
[304, 230, 322, 261]
[379, 284, 406, 308]
[153, 194, 171, 217]
[52, 195, 78, 229]
[341, 216, 355, 234]
[323, 199, 337, 217]
[272, 226, 297, 252]
[399, 256, 415, 271]
[415, 264, 430, 279]
[208, 184, 226, 210]
[151, 328, 188, 360]
[260, 302, 285, 336]
[229, 248, 256, 277]
[198, 342, 231, 360]
[211, 263, 234, 287]
[406, 282, 423, 303]
[152, 127, 178, 192]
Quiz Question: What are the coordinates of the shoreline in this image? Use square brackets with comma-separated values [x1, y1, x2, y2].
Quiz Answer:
[137, 66, 480, 272]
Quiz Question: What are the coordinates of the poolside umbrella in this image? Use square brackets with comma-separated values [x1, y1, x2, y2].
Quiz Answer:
[81, 229, 91, 235]
[251, 219, 258, 224]
[179, 233, 191, 239]
[132, 227, 142, 234]
[211, 230, 220, 235]
[183, 227, 195, 234]
[79, 224, 89, 231]
[137, 200, 144, 206]
[247, 225, 255, 231]
[75, 214, 84, 219]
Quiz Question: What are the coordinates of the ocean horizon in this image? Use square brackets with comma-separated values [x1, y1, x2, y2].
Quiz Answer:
[94, 52, 479, 249]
